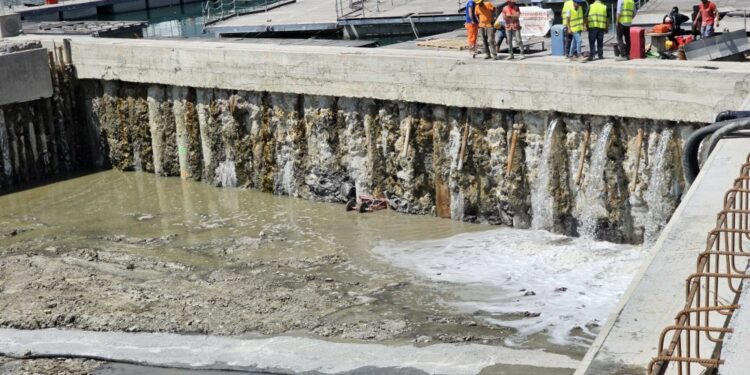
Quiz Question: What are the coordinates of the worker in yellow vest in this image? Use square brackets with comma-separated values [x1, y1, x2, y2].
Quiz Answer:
[616, 0, 635, 61]
[587, 0, 607, 61]
[561, 0, 574, 57]
[566, 0, 586, 61]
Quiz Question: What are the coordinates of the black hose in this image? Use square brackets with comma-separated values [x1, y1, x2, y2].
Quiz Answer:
[704, 119, 750, 161]
[682, 121, 731, 185]
[683, 116, 750, 185]
[715, 110, 750, 122]
[0, 351, 282, 374]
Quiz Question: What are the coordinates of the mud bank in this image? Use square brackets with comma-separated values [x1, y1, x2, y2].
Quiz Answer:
[68, 81, 693, 243]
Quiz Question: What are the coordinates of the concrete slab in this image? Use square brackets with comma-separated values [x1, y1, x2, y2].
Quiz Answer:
[18, 35, 750, 123]
[575, 137, 750, 374]
[0, 48, 53, 106]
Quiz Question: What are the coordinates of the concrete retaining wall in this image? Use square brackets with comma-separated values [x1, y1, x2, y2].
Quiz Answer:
[0, 48, 53, 107]
[49, 37, 750, 123]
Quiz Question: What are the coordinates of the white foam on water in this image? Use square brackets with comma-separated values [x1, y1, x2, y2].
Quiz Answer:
[372, 227, 642, 346]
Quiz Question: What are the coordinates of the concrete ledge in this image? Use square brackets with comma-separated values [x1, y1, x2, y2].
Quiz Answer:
[0, 48, 53, 106]
[23, 36, 750, 122]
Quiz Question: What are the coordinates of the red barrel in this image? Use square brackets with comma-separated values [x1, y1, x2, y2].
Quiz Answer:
[630, 27, 646, 59]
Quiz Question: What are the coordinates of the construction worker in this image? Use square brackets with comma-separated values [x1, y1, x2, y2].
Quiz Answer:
[494, 4, 507, 52]
[475, 0, 497, 60]
[693, 0, 719, 39]
[502, 0, 524, 60]
[567, 0, 586, 61]
[616, 0, 635, 61]
[587, 0, 607, 61]
[465, 0, 479, 57]
[562, 0, 574, 57]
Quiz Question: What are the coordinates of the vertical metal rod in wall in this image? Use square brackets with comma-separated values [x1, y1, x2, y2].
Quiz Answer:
[630, 128, 644, 192]
[576, 130, 590, 186]
[506, 128, 519, 175]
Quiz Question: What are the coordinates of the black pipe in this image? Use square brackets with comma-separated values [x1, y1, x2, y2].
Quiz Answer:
[683, 115, 750, 185]
[682, 121, 727, 184]
[715, 110, 750, 122]
[705, 119, 750, 160]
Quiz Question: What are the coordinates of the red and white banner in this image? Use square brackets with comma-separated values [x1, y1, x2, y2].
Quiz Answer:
[520, 6, 554, 36]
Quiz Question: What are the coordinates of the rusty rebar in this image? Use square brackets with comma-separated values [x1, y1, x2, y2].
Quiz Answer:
[649, 152, 750, 375]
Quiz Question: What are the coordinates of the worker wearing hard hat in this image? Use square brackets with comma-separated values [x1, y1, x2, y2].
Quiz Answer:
[566, 0, 587, 61]
[587, 0, 607, 61]
[474, 0, 498, 59]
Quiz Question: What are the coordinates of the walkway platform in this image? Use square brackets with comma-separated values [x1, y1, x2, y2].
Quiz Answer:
[633, 0, 750, 33]
[205, 0, 463, 37]
[576, 136, 750, 374]
[12, 0, 201, 22]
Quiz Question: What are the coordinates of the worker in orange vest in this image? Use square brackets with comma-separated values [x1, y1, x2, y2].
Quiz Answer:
[474, 0, 498, 60]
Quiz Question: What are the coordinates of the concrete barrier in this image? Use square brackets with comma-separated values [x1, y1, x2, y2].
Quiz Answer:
[29, 36, 750, 123]
[0, 48, 53, 106]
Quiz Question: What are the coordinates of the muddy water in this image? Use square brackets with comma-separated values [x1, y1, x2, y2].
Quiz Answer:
[0, 170, 642, 373]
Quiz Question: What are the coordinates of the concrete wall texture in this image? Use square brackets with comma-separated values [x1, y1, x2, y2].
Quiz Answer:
[56, 38, 750, 123]
[0, 49, 53, 107]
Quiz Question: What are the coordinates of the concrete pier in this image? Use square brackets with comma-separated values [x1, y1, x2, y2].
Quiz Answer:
[24, 36, 750, 123]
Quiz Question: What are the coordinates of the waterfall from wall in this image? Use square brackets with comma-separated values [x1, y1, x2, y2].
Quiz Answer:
[579, 123, 613, 239]
[644, 129, 674, 244]
[531, 119, 558, 230]
[215, 160, 238, 188]
[133, 142, 143, 172]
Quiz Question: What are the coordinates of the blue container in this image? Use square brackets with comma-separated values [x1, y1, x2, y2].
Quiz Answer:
[551, 25, 565, 56]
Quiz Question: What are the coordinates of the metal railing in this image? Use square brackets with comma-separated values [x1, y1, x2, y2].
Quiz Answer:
[649, 153, 750, 375]
[202, 0, 237, 25]
[202, 0, 292, 28]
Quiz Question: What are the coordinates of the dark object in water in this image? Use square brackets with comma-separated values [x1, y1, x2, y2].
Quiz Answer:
[345, 196, 389, 213]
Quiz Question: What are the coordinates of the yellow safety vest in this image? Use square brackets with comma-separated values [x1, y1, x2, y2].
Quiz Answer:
[588, 1, 607, 29]
[619, 0, 634, 24]
[569, 6, 584, 32]
[562, 0, 574, 25]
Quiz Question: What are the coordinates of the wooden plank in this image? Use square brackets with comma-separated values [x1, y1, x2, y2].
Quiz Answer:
[416, 38, 467, 50]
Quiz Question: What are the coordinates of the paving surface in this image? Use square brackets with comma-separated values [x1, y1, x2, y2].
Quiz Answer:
[576, 137, 750, 374]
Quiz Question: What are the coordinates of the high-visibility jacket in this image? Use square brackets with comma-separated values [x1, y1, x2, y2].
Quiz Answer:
[588, 0, 607, 29]
[569, 6, 584, 32]
[619, 0, 635, 25]
[562, 0, 574, 25]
